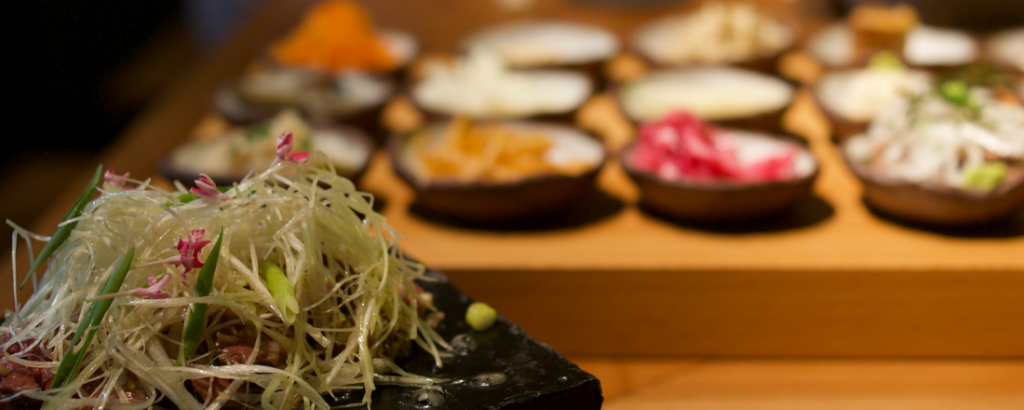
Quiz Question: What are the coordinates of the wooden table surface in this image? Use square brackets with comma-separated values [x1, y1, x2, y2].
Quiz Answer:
[5, 0, 1024, 407]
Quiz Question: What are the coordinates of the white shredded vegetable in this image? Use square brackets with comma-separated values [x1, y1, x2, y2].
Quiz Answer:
[846, 87, 1024, 188]
[2, 160, 448, 409]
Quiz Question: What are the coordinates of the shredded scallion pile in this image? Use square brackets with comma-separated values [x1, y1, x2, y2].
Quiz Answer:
[3, 159, 447, 409]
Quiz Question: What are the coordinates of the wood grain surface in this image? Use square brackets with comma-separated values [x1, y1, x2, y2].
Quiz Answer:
[573, 358, 1024, 409]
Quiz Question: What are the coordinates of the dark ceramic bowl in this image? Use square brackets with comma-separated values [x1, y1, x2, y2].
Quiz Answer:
[390, 121, 607, 222]
[408, 69, 594, 126]
[842, 143, 1024, 226]
[630, 11, 795, 75]
[622, 130, 819, 221]
[811, 68, 932, 143]
[460, 20, 618, 89]
[214, 71, 395, 146]
[615, 67, 795, 133]
[806, 23, 980, 73]
[984, 28, 1024, 75]
[161, 122, 375, 189]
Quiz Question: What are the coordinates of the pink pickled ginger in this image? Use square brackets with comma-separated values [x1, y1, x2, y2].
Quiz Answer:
[631, 111, 797, 182]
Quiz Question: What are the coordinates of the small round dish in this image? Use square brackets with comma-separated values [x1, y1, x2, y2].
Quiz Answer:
[390, 120, 606, 222]
[161, 118, 374, 188]
[460, 20, 618, 87]
[813, 67, 931, 142]
[409, 53, 594, 124]
[840, 84, 1024, 226]
[214, 68, 395, 144]
[843, 142, 1024, 226]
[270, 2, 421, 80]
[617, 67, 794, 132]
[631, 3, 795, 73]
[621, 129, 818, 221]
[985, 27, 1024, 75]
[807, 23, 979, 71]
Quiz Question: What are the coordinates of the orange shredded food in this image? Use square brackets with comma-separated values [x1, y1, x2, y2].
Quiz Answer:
[413, 118, 591, 183]
[270, 0, 397, 72]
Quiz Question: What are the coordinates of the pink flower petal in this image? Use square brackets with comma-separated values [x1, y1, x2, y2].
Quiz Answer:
[103, 169, 130, 190]
[273, 132, 311, 165]
[136, 275, 172, 299]
[288, 152, 310, 164]
[190, 174, 226, 201]
[276, 132, 294, 156]
[173, 230, 210, 277]
[94, 275, 171, 300]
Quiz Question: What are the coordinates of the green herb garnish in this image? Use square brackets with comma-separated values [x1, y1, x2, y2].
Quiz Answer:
[963, 161, 1008, 191]
[51, 248, 135, 388]
[264, 260, 298, 324]
[178, 227, 224, 365]
[940, 80, 970, 105]
[868, 51, 905, 71]
[244, 123, 272, 141]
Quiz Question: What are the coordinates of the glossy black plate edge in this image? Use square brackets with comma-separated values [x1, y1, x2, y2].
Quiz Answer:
[325, 268, 603, 410]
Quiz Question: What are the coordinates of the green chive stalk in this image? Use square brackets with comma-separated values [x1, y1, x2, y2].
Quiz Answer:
[51, 247, 135, 388]
[178, 227, 224, 365]
[263, 260, 298, 325]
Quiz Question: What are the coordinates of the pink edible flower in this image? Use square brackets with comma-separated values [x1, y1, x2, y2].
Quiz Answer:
[103, 169, 130, 191]
[273, 132, 310, 165]
[93, 275, 172, 300]
[190, 174, 226, 201]
[631, 111, 796, 183]
[174, 229, 211, 279]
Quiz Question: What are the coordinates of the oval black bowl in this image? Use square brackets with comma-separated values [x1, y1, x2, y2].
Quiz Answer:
[160, 123, 375, 189]
[408, 69, 594, 126]
[842, 142, 1024, 226]
[214, 74, 395, 146]
[614, 68, 795, 134]
[621, 131, 819, 221]
[390, 121, 607, 223]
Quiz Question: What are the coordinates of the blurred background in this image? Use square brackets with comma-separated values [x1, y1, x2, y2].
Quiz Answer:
[8, 0, 1024, 278]
[7, 0, 1023, 287]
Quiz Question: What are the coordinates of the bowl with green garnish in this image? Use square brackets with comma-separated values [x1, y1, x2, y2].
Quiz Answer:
[813, 52, 932, 143]
[842, 80, 1024, 226]
[161, 109, 374, 188]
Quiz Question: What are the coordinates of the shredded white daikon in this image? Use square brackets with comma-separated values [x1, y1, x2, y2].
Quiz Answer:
[846, 87, 1024, 188]
[2, 160, 447, 409]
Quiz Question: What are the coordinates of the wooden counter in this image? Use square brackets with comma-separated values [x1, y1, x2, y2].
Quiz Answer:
[5, 0, 1024, 407]
[4, 0, 1022, 361]
[578, 358, 1024, 409]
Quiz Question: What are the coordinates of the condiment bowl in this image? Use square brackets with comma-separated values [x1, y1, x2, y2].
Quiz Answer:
[390, 120, 607, 222]
[622, 130, 819, 221]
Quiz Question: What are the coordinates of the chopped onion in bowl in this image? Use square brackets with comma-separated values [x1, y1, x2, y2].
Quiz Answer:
[462, 20, 618, 67]
[633, 2, 793, 66]
[845, 86, 1024, 190]
[816, 66, 931, 123]
[411, 51, 591, 119]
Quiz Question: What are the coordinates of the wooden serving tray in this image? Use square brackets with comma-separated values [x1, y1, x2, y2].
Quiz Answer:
[177, 91, 1024, 358]
[5, 0, 1020, 359]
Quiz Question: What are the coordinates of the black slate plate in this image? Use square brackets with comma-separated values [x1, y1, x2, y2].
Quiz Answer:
[323, 269, 604, 410]
[8, 269, 602, 410]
